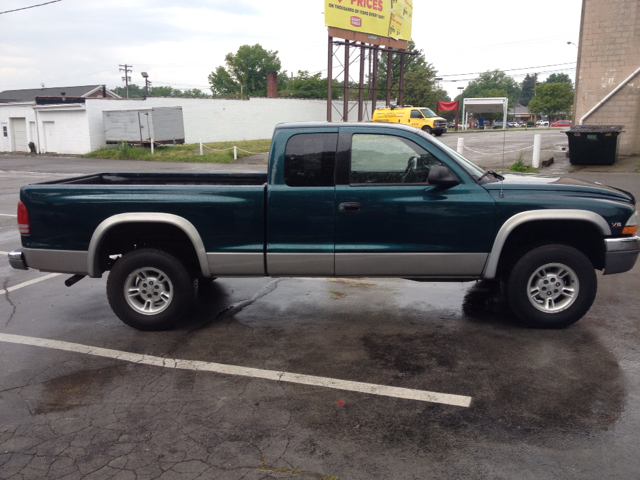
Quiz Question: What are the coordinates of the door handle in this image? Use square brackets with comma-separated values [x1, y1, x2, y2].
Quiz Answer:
[339, 202, 363, 213]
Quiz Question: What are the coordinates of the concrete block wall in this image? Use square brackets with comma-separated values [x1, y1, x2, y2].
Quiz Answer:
[87, 97, 372, 149]
[574, 0, 640, 155]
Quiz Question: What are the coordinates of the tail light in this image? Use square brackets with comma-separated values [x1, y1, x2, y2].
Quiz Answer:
[17, 201, 30, 235]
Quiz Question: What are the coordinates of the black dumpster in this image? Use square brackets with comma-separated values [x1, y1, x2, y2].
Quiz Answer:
[565, 125, 624, 165]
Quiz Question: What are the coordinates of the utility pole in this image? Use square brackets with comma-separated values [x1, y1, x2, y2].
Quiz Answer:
[119, 64, 132, 98]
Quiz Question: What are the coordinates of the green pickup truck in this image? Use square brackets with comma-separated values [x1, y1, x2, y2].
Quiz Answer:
[8, 123, 640, 331]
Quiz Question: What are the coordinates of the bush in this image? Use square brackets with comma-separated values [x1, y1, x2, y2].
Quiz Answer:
[526, 121, 535, 127]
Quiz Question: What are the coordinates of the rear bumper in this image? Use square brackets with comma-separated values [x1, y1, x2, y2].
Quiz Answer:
[604, 236, 640, 275]
[8, 250, 28, 270]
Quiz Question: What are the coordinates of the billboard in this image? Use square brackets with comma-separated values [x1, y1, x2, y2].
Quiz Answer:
[324, 0, 413, 41]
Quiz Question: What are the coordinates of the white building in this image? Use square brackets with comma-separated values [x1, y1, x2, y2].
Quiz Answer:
[1, 93, 372, 155]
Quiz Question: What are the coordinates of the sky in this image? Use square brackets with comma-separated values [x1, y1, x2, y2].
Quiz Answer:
[0, 0, 583, 100]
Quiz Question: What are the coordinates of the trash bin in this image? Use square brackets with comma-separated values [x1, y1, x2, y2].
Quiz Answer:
[565, 125, 624, 165]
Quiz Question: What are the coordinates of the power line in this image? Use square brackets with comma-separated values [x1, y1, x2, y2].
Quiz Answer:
[0, 0, 61, 15]
[439, 62, 576, 78]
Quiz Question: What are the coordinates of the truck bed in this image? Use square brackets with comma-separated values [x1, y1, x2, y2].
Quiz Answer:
[38, 172, 268, 186]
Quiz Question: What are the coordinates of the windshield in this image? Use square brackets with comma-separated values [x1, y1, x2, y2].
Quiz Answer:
[420, 108, 437, 118]
[415, 129, 488, 180]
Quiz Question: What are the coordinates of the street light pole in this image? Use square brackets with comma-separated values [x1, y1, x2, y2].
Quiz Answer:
[141, 72, 150, 96]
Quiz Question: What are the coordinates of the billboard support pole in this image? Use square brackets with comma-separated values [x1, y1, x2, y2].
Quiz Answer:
[327, 35, 333, 122]
[371, 47, 378, 112]
[386, 48, 392, 106]
[358, 42, 365, 122]
[398, 51, 405, 106]
[343, 40, 350, 122]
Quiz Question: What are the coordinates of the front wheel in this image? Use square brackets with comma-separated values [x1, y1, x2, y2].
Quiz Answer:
[107, 248, 195, 331]
[506, 244, 597, 329]
[422, 126, 433, 135]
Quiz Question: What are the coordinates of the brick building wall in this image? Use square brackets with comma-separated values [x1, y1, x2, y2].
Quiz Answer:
[574, 0, 640, 156]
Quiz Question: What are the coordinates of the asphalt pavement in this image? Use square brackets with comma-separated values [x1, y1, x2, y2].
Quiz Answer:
[1, 144, 640, 479]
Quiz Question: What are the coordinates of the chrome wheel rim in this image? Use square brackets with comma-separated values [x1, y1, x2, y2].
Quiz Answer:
[124, 267, 173, 315]
[527, 263, 579, 313]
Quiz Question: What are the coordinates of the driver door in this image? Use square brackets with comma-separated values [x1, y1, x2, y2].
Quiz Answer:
[334, 130, 495, 277]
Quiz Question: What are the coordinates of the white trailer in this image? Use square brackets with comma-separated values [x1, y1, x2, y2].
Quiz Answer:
[103, 107, 185, 145]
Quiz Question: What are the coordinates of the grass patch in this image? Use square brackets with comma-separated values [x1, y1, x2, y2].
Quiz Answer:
[508, 152, 540, 173]
[84, 139, 271, 163]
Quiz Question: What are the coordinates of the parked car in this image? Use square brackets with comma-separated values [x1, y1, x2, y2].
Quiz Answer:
[552, 120, 572, 127]
[508, 121, 520, 128]
[9, 122, 640, 331]
[536, 120, 550, 127]
[493, 121, 507, 129]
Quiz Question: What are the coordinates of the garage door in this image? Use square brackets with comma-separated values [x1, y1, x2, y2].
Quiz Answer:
[11, 118, 28, 152]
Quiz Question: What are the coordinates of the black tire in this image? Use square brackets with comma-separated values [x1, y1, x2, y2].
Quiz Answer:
[434, 131, 443, 136]
[422, 126, 433, 135]
[107, 248, 194, 331]
[506, 244, 597, 329]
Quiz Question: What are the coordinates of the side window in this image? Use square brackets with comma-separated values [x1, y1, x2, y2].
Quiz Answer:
[350, 134, 443, 185]
[2, 125, 7, 138]
[284, 133, 337, 187]
[410, 110, 423, 119]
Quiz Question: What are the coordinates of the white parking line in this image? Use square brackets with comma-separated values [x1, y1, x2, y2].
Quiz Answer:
[0, 333, 472, 408]
[0, 273, 61, 295]
[0, 251, 9, 255]
[0, 214, 17, 217]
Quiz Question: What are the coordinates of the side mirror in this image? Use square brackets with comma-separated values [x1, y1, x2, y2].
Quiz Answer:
[428, 165, 460, 187]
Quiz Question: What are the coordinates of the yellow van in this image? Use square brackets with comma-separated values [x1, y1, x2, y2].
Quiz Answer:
[371, 106, 448, 136]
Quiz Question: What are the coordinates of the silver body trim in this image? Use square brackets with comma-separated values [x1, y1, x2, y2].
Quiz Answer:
[207, 253, 264, 276]
[87, 213, 210, 278]
[482, 210, 612, 280]
[267, 253, 334, 276]
[22, 248, 88, 274]
[605, 236, 640, 252]
[335, 253, 488, 277]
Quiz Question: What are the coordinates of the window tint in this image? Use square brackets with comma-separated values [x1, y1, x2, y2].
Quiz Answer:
[350, 134, 443, 184]
[410, 110, 423, 119]
[284, 133, 337, 187]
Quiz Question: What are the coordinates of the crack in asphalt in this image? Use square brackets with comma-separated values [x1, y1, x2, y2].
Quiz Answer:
[2, 278, 17, 327]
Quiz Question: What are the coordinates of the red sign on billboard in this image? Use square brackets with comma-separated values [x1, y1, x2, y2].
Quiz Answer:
[350, 16, 362, 27]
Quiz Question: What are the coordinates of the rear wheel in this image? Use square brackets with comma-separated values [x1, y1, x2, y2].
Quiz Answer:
[506, 244, 597, 328]
[107, 248, 194, 331]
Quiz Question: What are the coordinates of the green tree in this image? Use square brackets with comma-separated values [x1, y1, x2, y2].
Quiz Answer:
[208, 44, 282, 98]
[375, 40, 429, 101]
[544, 73, 573, 85]
[150, 85, 176, 97]
[180, 89, 211, 98]
[283, 70, 331, 99]
[208, 66, 240, 98]
[112, 84, 146, 98]
[527, 82, 574, 125]
[402, 69, 450, 110]
[520, 74, 536, 106]
[456, 70, 520, 104]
